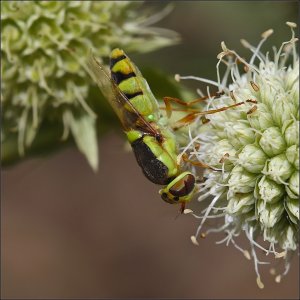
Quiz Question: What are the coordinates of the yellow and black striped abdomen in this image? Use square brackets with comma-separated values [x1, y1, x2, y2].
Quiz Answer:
[110, 48, 159, 122]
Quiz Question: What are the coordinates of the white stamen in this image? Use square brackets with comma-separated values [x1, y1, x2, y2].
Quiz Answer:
[196, 88, 205, 97]
[243, 250, 251, 260]
[221, 41, 228, 52]
[205, 223, 230, 235]
[178, 75, 221, 88]
[270, 268, 276, 275]
[249, 30, 273, 66]
[191, 235, 199, 246]
[275, 275, 281, 283]
[240, 39, 251, 49]
[174, 74, 181, 82]
[286, 21, 297, 28]
[275, 251, 287, 258]
[256, 276, 265, 289]
[195, 192, 223, 238]
[192, 213, 226, 220]
[261, 29, 274, 39]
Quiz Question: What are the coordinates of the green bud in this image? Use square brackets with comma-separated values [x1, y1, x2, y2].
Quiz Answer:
[255, 176, 285, 204]
[282, 119, 299, 147]
[238, 144, 268, 173]
[285, 171, 299, 199]
[285, 62, 299, 91]
[247, 103, 274, 130]
[228, 165, 257, 193]
[290, 83, 299, 110]
[259, 127, 286, 156]
[225, 122, 255, 149]
[205, 139, 236, 170]
[256, 76, 273, 107]
[285, 185, 298, 200]
[257, 199, 285, 228]
[286, 145, 299, 170]
[272, 97, 298, 128]
[279, 225, 297, 251]
[263, 153, 293, 184]
[209, 113, 229, 134]
[284, 196, 299, 224]
[263, 227, 278, 245]
[226, 192, 255, 215]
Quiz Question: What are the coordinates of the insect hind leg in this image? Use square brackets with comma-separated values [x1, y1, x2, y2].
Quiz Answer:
[171, 99, 257, 130]
[162, 92, 224, 119]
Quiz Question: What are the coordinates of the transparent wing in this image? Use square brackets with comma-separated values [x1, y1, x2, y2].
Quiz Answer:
[87, 53, 158, 136]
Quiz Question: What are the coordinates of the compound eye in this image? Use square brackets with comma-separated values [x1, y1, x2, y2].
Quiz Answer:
[169, 174, 195, 197]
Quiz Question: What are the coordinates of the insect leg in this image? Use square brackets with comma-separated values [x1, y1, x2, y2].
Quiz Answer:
[171, 99, 257, 130]
[181, 153, 213, 169]
[162, 92, 224, 118]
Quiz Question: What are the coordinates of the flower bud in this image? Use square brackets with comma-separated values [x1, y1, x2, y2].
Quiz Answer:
[285, 196, 299, 224]
[256, 75, 276, 108]
[225, 122, 255, 149]
[282, 119, 299, 147]
[238, 144, 268, 173]
[247, 103, 274, 130]
[285, 171, 299, 199]
[263, 227, 278, 245]
[272, 98, 298, 128]
[226, 192, 255, 215]
[279, 225, 297, 251]
[255, 176, 285, 204]
[259, 127, 286, 156]
[263, 153, 293, 184]
[257, 199, 285, 228]
[228, 165, 257, 193]
[205, 139, 236, 170]
[285, 63, 299, 91]
[286, 145, 299, 169]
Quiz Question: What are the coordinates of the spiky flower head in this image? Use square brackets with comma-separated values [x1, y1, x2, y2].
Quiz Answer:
[1, 1, 178, 169]
[177, 23, 299, 288]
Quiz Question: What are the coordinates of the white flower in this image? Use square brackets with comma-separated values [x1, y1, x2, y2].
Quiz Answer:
[178, 22, 299, 288]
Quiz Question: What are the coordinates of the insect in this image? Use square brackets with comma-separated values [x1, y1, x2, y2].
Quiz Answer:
[88, 48, 196, 212]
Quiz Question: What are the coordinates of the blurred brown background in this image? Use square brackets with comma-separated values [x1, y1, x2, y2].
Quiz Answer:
[2, 1, 299, 299]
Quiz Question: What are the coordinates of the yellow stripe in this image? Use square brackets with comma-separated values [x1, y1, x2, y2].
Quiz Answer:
[111, 48, 125, 59]
[111, 59, 134, 75]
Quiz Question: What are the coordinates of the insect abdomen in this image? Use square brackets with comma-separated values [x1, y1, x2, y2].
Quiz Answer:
[129, 132, 178, 185]
[131, 137, 172, 185]
[110, 48, 159, 122]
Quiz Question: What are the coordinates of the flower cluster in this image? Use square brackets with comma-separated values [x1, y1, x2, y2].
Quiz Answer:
[177, 22, 299, 288]
[1, 1, 178, 169]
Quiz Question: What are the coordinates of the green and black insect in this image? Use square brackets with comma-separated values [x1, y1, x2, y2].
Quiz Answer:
[88, 48, 196, 212]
